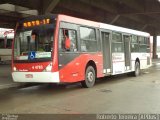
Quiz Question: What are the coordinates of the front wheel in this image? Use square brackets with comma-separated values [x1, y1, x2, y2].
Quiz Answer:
[134, 62, 140, 77]
[81, 66, 96, 88]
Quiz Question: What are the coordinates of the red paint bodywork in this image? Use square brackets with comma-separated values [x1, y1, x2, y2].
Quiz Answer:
[59, 53, 103, 83]
[13, 62, 50, 72]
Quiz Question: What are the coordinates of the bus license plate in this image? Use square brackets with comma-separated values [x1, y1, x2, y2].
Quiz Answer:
[25, 74, 33, 78]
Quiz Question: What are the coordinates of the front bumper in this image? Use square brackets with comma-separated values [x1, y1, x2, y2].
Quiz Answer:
[12, 72, 60, 83]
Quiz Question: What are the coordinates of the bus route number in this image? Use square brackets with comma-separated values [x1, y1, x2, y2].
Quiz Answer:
[32, 65, 43, 70]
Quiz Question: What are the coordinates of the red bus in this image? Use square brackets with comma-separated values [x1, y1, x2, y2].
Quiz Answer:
[12, 14, 151, 88]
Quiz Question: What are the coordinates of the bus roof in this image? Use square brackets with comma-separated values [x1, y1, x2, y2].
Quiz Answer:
[58, 14, 150, 37]
[58, 14, 99, 28]
[100, 23, 150, 37]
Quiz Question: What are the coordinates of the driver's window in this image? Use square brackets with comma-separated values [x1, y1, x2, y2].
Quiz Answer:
[59, 29, 78, 52]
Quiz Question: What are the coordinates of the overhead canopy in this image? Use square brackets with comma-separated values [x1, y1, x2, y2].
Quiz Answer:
[0, 0, 160, 35]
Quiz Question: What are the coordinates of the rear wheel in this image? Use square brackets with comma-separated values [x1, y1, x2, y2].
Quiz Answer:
[81, 66, 96, 88]
[134, 62, 140, 76]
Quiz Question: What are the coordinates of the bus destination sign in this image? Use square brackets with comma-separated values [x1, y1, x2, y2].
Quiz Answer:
[23, 19, 50, 28]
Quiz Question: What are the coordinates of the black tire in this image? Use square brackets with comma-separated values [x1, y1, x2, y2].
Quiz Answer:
[134, 62, 140, 77]
[81, 66, 96, 88]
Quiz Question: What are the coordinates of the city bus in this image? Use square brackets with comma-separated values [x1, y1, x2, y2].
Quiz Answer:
[0, 30, 14, 63]
[12, 14, 151, 88]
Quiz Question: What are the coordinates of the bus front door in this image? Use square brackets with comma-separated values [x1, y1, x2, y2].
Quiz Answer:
[101, 31, 112, 75]
[123, 35, 131, 71]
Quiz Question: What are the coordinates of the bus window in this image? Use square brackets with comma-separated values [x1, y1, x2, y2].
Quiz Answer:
[139, 36, 147, 53]
[59, 29, 77, 52]
[132, 35, 138, 43]
[131, 35, 139, 52]
[112, 32, 123, 52]
[146, 37, 150, 53]
[6, 39, 12, 48]
[0, 39, 5, 48]
[80, 27, 97, 52]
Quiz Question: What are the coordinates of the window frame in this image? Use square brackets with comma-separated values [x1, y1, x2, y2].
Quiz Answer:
[139, 36, 150, 53]
[80, 26, 98, 52]
[59, 28, 78, 52]
[111, 31, 124, 53]
[131, 35, 139, 53]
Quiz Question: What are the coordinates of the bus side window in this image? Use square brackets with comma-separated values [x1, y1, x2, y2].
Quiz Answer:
[112, 32, 123, 52]
[59, 29, 77, 52]
[0, 39, 5, 48]
[131, 35, 139, 52]
[6, 39, 13, 48]
[80, 27, 97, 52]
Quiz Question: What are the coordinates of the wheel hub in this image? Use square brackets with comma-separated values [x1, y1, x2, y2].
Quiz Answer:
[87, 72, 94, 82]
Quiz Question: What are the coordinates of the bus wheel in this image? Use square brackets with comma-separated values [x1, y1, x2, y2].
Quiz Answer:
[81, 66, 96, 88]
[134, 62, 140, 77]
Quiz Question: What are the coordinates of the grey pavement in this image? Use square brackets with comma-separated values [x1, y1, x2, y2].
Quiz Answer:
[0, 59, 160, 114]
[0, 64, 23, 89]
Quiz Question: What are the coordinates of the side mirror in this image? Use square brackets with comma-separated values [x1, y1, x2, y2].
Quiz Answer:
[65, 37, 71, 50]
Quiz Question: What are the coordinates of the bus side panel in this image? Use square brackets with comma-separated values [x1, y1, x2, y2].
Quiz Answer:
[131, 53, 151, 71]
[78, 53, 103, 79]
[59, 53, 103, 83]
[112, 53, 125, 75]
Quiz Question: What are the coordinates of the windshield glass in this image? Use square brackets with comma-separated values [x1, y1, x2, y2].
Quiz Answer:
[14, 22, 55, 62]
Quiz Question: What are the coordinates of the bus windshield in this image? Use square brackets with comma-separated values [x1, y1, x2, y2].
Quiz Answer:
[14, 23, 54, 62]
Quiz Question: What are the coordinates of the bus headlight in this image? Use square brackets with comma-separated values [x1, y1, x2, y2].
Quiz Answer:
[13, 67, 17, 71]
[43, 63, 52, 72]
